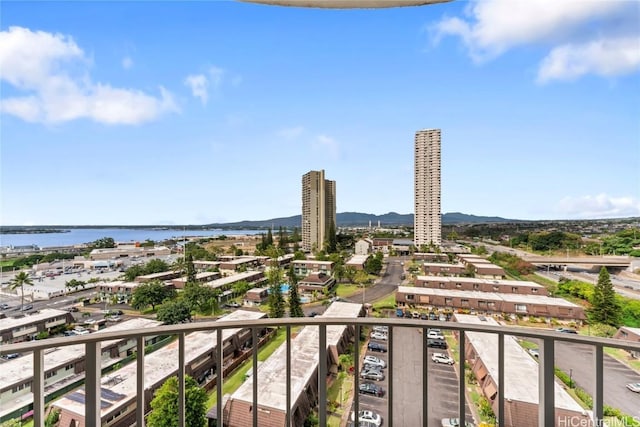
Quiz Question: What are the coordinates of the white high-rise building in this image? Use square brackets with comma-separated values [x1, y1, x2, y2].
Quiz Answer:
[302, 170, 336, 252]
[414, 129, 441, 247]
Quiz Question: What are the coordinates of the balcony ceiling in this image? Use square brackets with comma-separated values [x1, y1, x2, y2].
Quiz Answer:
[239, 0, 452, 8]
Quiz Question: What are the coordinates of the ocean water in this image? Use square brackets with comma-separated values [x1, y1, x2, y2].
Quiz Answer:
[0, 228, 265, 248]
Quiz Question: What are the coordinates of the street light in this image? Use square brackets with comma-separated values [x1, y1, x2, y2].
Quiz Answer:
[569, 368, 573, 388]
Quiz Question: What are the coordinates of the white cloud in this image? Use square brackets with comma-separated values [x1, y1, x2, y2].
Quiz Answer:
[537, 37, 640, 83]
[184, 74, 209, 105]
[122, 56, 133, 70]
[277, 126, 305, 140]
[556, 194, 640, 219]
[0, 26, 178, 125]
[183, 66, 239, 105]
[430, 0, 640, 82]
[313, 134, 340, 159]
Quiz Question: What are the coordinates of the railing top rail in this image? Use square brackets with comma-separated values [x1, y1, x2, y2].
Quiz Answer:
[2, 317, 639, 354]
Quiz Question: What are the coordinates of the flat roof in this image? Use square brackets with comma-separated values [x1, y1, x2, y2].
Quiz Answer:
[100, 280, 140, 289]
[136, 271, 179, 279]
[454, 314, 584, 412]
[230, 302, 362, 411]
[422, 262, 465, 268]
[52, 310, 266, 418]
[220, 257, 259, 265]
[292, 260, 334, 265]
[204, 271, 264, 289]
[416, 276, 544, 288]
[346, 255, 369, 265]
[1, 308, 69, 332]
[0, 318, 160, 392]
[398, 286, 579, 307]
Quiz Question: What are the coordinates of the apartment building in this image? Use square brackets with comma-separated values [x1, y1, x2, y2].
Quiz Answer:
[414, 129, 441, 247]
[301, 170, 336, 252]
[415, 276, 547, 296]
[0, 309, 73, 345]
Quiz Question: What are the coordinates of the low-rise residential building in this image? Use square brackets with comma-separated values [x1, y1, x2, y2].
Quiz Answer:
[0, 309, 73, 345]
[614, 326, 640, 358]
[51, 310, 267, 427]
[371, 238, 393, 253]
[354, 238, 372, 255]
[224, 302, 363, 427]
[456, 254, 506, 279]
[219, 257, 261, 273]
[204, 271, 267, 295]
[243, 288, 269, 306]
[454, 314, 592, 427]
[89, 246, 170, 261]
[413, 252, 449, 262]
[0, 319, 161, 422]
[134, 271, 181, 283]
[192, 260, 221, 272]
[298, 272, 336, 295]
[171, 271, 221, 289]
[415, 276, 548, 296]
[292, 260, 334, 277]
[422, 262, 466, 276]
[345, 254, 370, 271]
[396, 286, 584, 320]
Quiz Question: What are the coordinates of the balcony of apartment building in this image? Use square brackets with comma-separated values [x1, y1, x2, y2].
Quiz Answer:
[1, 316, 639, 427]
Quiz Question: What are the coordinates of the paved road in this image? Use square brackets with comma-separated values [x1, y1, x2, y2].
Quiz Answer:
[345, 257, 405, 306]
[555, 341, 640, 419]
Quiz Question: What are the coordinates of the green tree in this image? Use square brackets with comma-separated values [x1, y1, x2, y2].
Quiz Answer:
[156, 300, 192, 324]
[90, 237, 115, 249]
[183, 281, 215, 313]
[132, 281, 172, 311]
[65, 279, 87, 291]
[145, 259, 170, 274]
[326, 221, 337, 253]
[293, 250, 306, 260]
[9, 271, 33, 309]
[124, 264, 146, 282]
[287, 266, 304, 317]
[344, 266, 357, 283]
[589, 267, 621, 326]
[185, 253, 196, 284]
[267, 266, 285, 318]
[147, 375, 206, 427]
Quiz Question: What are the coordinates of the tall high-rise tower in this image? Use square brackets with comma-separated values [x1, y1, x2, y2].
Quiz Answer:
[302, 170, 336, 252]
[414, 129, 441, 247]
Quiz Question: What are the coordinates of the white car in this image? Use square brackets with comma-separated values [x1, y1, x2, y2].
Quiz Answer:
[351, 410, 382, 426]
[427, 331, 445, 340]
[360, 370, 385, 381]
[372, 325, 389, 334]
[627, 383, 640, 393]
[363, 355, 386, 368]
[432, 353, 454, 365]
[370, 331, 388, 341]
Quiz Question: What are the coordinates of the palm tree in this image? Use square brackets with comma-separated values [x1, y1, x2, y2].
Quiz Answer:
[9, 271, 34, 309]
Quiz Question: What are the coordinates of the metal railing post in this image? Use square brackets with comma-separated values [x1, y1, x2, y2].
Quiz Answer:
[353, 324, 360, 424]
[497, 333, 505, 427]
[388, 326, 393, 427]
[178, 333, 185, 427]
[33, 349, 44, 426]
[423, 327, 429, 427]
[286, 326, 292, 427]
[458, 330, 466, 426]
[593, 344, 604, 424]
[137, 337, 145, 427]
[85, 341, 101, 427]
[538, 337, 555, 427]
[318, 324, 327, 426]
[252, 327, 258, 427]
[217, 328, 223, 427]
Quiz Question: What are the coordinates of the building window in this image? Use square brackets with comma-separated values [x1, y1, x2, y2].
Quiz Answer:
[461, 299, 469, 306]
[532, 288, 538, 293]
[406, 294, 414, 301]
[456, 283, 462, 289]
[439, 283, 445, 289]
[487, 301, 496, 308]
[512, 287, 518, 293]
[445, 298, 453, 305]
[473, 284, 480, 290]
[478, 300, 487, 308]
[515, 304, 527, 313]
[493, 286, 499, 292]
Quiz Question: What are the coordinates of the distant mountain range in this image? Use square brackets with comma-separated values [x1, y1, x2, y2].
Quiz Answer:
[205, 212, 515, 229]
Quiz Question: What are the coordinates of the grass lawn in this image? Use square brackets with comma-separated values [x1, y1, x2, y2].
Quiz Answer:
[372, 293, 396, 310]
[206, 327, 291, 408]
[336, 284, 359, 298]
[327, 373, 353, 427]
[604, 347, 640, 372]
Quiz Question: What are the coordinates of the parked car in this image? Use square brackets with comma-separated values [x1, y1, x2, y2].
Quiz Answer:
[370, 332, 388, 341]
[427, 339, 448, 349]
[420, 313, 428, 320]
[372, 326, 388, 334]
[226, 302, 241, 308]
[308, 311, 319, 317]
[427, 330, 445, 340]
[363, 355, 386, 368]
[21, 304, 34, 311]
[528, 348, 539, 358]
[363, 363, 384, 373]
[360, 370, 385, 381]
[350, 410, 382, 427]
[367, 342, 387, 353]
[1, 353, 20, 360]
[0, 303, 10, 310]
[626, 383, 640, 393]
[556, 327, 578, 334]
[432, 352, 454, 365]
[441, 418, 475, 427]
[359, 382, 384, 397]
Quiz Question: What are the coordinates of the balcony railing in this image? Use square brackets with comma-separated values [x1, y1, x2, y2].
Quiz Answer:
[1, 317, 639, 427]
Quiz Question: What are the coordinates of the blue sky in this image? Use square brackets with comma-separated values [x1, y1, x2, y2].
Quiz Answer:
[1, 0, 639, 225]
